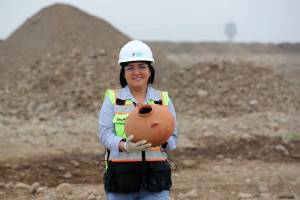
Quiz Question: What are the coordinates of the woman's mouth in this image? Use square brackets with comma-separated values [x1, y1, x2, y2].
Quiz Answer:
[133, 77, 143, 80]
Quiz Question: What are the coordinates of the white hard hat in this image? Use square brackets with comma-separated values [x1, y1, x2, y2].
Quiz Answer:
[118, 40, 154, 64]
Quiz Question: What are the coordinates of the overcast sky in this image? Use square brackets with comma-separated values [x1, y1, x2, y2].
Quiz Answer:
[1, 0, 300, 43]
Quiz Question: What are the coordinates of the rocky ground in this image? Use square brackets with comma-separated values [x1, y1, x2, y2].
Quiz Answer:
[0, 111, 299, 200]
[0, 3, 300, 200]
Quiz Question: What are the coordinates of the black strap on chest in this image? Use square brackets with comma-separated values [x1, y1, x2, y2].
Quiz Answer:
[116, 98, 126, 105]
[154, 100, 162, 105]
[141, 151, 147, 188]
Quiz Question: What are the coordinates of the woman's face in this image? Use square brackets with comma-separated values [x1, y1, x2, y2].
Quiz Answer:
[123, 62, 151, 89]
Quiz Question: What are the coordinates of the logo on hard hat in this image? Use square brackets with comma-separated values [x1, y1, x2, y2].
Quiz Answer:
[132, 52, 143, 57]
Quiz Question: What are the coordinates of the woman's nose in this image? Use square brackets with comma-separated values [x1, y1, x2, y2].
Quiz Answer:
[132, 68, 141, 74]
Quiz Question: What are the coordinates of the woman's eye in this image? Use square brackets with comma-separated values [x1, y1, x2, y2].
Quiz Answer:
[127, 67, 134, 71]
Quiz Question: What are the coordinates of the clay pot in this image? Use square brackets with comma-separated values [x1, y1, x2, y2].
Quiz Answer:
[124, 104, 175, 147]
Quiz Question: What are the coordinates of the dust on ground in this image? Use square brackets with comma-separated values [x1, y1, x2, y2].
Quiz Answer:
[0, 3, 300, 200]
[0, 113, 299, 200]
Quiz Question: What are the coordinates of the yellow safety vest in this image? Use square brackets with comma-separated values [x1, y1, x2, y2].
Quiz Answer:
[104, 88, 170, 162]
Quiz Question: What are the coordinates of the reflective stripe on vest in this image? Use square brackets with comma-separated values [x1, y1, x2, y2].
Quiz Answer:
[104, 88, 170, 162]
[105, 149, 168, 162]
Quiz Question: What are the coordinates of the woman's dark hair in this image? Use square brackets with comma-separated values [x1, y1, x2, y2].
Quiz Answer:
[119, 61, 155, 88]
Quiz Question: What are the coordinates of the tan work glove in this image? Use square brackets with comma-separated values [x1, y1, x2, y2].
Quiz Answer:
[123, 135, 153, 152]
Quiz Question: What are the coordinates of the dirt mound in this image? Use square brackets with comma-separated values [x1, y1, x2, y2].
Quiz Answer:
[148, 41, 300, 86]
[148, 41, 300, 55]
[0, 50, 116, 119]
[167, 59, 300, 117]
[0, 3, 126, 119]
[1, 54, 299, 120]
[278, 43, 300, 53]
[0, 4, 175, 119]
[1, 4, 300, 200]
[1, 4, 299, 120]
[0, 4, 128, 71]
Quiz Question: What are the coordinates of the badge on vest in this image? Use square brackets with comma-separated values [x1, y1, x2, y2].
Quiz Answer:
[116, 117, 126, 123]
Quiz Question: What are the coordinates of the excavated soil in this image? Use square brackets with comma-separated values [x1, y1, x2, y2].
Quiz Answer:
[0, 3, 300, 200]
[0, 112, 299, 200]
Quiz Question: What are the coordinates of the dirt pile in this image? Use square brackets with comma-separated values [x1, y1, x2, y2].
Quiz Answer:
[4, 55, 299, 120]
[0, 4, 174, 120]
[1, 4, 300, 200]
[1, 4, 299, 120]
[0, 4, 127, 71]
[167, 59, 300, 118]
[0, 3, 125, 119]
[149, 41, 300, 55]
[149, 41, 300, 85]
[0, 50, 115, 119]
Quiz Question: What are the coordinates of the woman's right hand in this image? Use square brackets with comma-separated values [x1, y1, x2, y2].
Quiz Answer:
[123, 135, 153, 152]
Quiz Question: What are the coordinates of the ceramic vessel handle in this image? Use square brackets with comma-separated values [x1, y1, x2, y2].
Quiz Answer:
[151, 121, 159, 127]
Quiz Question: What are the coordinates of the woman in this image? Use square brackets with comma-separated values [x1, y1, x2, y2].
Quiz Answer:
[99, 40, 178, 200]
